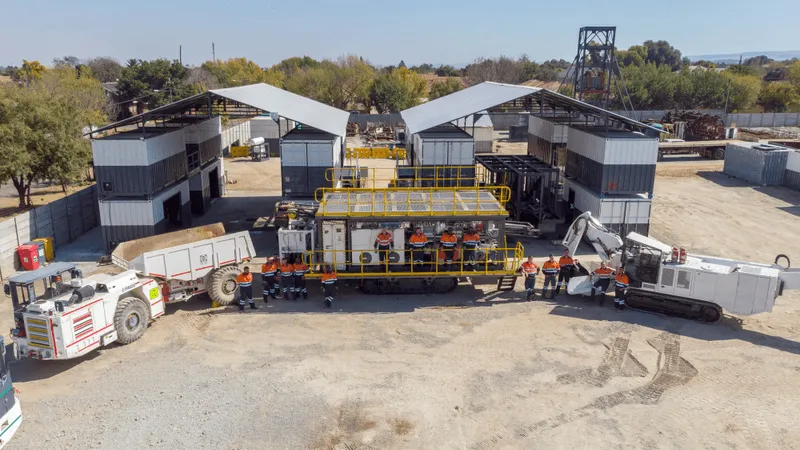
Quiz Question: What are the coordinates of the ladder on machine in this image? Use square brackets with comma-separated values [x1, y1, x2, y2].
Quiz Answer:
[496, 275, 518, 292]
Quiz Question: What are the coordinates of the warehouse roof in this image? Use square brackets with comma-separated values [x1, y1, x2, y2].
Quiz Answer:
[88, 83, 349, 138]
[401, 81, 661, 135]
[451, 111, 493, 128]
[210, 84, 349, 136]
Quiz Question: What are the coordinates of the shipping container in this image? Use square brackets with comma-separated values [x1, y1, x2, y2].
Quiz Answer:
[280, 128, 343, 198]
[724, 142, 792, 186]
[250, 116, 294, 140]
[94, 116, 223, 198]
[415, 166, 476, 188]
[100, 181, 192, 252]
[412, 126, 475, 166]
[562, 177, 651, 236]
[785, 151, 800, 191]
[528, 116, 571, 166]
[564, 127, 658, 195]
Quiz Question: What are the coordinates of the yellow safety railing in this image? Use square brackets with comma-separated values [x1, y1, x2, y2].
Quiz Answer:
[325, 165, 481, 188]
[346, 147, 406, 160]
[299, 242, 524, 278]
[313, 186, 512, 217]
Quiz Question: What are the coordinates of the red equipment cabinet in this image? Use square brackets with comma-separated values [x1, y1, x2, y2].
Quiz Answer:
[17, 244, 40, 271]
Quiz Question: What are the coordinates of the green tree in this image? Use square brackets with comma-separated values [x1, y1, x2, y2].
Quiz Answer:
[284, 56, 374, 109]
[369, 67, 427, 113]
[726, 64, 759, 77]
[117, 59, 192, 109]
[435, 65, 460, 77]
[86, 57, 123, 82]
[202, 57, 284, 88]
[11, 60, 46, 84]
[617, 45, 647, 67]
[273, 56, 321, 75]
[410, 63, 434, 74]
[788, 61, 800, 91]
[758, 83, 798, 112]
[0, 67, 104, 206]
[694, 60, 717, 69]
[429, 78, 463, 100]
[724, 73, 762, 112]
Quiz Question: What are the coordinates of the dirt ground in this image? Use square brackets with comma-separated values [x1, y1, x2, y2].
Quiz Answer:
[0, 182, 90, 220]
[5, 150, 800, 450]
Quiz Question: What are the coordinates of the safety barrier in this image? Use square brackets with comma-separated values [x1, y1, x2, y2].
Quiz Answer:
[299, 242, 524, 278]
[346, 147, 406, 160]
[325, 165, 480, 187]
[313, 186, 512, 217]
[229, 145, 250, 158]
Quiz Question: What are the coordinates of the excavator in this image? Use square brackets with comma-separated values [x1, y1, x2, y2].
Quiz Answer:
[562, 212, 800, 322]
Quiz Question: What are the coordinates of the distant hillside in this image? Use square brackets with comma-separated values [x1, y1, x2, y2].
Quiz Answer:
[688, 51, 800, 63]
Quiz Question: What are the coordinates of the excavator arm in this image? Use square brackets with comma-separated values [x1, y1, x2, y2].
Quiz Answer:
[561, 212, 625, 266]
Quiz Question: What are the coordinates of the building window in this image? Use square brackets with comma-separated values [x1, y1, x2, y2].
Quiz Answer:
[186, 143, 200, 171]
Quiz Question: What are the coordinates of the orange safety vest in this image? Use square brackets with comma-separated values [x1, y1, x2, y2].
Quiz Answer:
[440, 233, 457, 248]
[462, 233, 480, 248]
[542, 261, 560, 276]
[293, 262, 309, 276]
[279, 263, 294, 277]
[236, 272, 253, 287]
[559, 256, 574, 268]
[409, 233, 428, 248]
[262, 261, 279, 276]
[520, 261, 538, 277]
[615, 273, 629, 289]
[375, 232, 393, 246]
[321, 272, 337, 284]
[593, 267, 614, 279]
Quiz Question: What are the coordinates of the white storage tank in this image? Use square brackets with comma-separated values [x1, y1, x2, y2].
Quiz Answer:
[724, 142, 792, 186]
[563, 177, 651, 236]
[785, 150, 800, 191]
[100, 180, 192, 252]
[528, 115, 570, 166]
[280, 128, 342, 198]
[565, 127, 659, 195]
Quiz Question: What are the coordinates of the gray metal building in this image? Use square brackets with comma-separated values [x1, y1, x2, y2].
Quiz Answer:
[89, 84, 349, 251]
[724, 142, 793, 187]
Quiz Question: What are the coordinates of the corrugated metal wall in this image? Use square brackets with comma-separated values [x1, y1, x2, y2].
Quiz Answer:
[183, 117, 222, 144]
[0, 186, 99, 279]
[414, 135, 475, 166]
[563, 178, 651, 233]
[487, 114, 528, 131]
[95, 152, 187, 198]
[528, 116, 568, 144]
[145, 127, 186, 164]
[567, 128, 658, 165]
[92, 139, 148, 166]
[565, 151, 656, 195]
[221, 120, 251, 156]
[724, 143, 791, 186]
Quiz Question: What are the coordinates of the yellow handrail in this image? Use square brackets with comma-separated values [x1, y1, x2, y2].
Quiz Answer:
[299, 242, 524, 278]
[326, 165, 483, 188]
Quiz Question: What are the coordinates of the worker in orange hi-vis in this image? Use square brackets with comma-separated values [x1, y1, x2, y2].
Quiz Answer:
[279, 258, 296, 301]
[614, 267, 630, 311]
[555, 249, 575, 295]
[236, 266, 258, 313]
[321, 264, 338, 309]
[590, 261, 615, 306]
[374, 228, 394, 270]
[261, 256, 280, 302]
[408, 227, 429, 267]
[541, 254, 560, 299]
[461, 227, 481, 270]
[293, 258, 309, 299]
[518, 256, 540, 300]
[439, 227, 458, 271]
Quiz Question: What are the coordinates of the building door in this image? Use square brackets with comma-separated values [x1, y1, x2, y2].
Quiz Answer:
[209, 167, 220, 199]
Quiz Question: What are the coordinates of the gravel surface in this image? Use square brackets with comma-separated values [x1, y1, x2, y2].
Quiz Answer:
[5, 155, 800, 449]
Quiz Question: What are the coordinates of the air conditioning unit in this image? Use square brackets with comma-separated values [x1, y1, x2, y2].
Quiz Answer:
[350, 228, 405, 266]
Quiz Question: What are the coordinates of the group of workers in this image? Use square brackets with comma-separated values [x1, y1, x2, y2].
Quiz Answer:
[374, 226, 482, 270]
[519, 250, 630, 310]
[235, 256, 339, 312]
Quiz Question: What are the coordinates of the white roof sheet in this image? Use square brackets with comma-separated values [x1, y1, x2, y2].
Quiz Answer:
[403, 82, 540, 135]
[211, 84, 350, 137]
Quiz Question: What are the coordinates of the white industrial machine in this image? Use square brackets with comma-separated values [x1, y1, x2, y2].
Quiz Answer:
[0, 336, 21, 448]
[350, 227, 406, 266]
[563, 212, 800, 322]
[278, 228, 314, 261]
[8, 224, 256, 361]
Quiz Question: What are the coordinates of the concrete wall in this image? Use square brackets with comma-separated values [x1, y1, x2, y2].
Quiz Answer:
[0, 186, 99, 279]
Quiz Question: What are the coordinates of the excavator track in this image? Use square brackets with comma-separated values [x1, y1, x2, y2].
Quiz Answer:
[626, 289, 723, 323]
[359, 277, 459, 295]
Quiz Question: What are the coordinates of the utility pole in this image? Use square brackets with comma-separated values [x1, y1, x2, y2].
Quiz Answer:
[179, 45, 182, 66]
[212, 43, 216, 62]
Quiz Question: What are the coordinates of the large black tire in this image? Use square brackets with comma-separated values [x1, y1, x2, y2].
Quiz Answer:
[208, 266, 242, 305]
[114, 297, 150, 345]
[712, 147, 725, 160]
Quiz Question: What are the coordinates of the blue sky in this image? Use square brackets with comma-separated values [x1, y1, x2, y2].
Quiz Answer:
[2, 0, 798, 67]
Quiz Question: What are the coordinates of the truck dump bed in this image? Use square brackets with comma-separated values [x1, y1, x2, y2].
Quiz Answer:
[111, 224, 256, 281]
